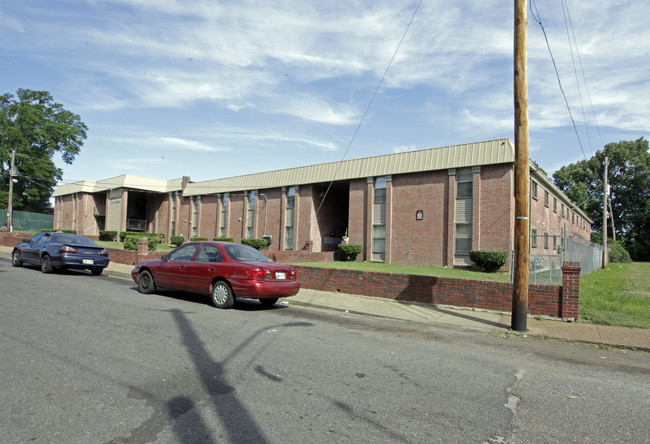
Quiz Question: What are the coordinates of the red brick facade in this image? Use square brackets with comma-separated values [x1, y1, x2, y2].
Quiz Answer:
[51, 161, 591, 269]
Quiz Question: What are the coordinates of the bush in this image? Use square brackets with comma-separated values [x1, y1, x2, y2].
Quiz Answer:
[608, 239, 632, 263]
[214, 237, 235, 243]
[170, 236, 185, 247]
[241, 238, 268, 250]
[337, 244, 363, 261]
[190, 237, 209, 241]
[469, 250, 508, 272]
[123, 234, 159, 252]
[99, 230, 118, 241]
[42, 229, 76, 234]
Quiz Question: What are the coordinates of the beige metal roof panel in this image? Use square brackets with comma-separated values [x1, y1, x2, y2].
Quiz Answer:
[184, 138, 515, 196]
[53, 174, 184, 196]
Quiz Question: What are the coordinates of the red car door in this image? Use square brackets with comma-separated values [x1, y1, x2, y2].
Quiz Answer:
[155, 243, 199, 290]
[183, 243, 224, 294]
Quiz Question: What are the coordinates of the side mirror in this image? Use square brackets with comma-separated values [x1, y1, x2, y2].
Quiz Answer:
[161, 255, 170, 261]
[22, 238, 30, 243]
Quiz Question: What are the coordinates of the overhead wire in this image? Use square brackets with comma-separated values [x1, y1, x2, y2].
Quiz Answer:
[303, 0, 423, 249]
[530, 0, 587, 160]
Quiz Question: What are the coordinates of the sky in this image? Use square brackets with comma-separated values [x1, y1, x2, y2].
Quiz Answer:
[1, 0, 648, 187]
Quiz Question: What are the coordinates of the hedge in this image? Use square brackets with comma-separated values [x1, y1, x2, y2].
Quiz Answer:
[123, 234, 159, 252]
[214, 237, 235, 243]
[241, 238, 268, 250]
[469, 250, 508, 272]
[337, 244, 363, 261]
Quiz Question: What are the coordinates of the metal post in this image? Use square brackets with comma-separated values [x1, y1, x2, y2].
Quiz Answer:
[512, 0, 530, 332]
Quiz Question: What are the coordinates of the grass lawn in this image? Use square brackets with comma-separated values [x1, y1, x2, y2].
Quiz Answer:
[293, 261, 512, 282]
[578, 262, 650, 329]
[95, 241, 175, 252]
[296, 260, 650, 329]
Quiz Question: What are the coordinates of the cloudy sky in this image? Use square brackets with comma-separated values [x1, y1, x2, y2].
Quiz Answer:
[1, 0, 648, 186]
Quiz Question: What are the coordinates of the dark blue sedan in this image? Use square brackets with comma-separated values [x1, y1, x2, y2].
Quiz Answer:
[12, 232, 110, 275]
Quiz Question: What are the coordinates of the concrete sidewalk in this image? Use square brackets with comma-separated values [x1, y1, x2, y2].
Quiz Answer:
[2, 246, 648, 351]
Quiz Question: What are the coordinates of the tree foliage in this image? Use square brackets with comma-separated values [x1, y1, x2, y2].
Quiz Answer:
[553, 138, 650, 260]
[0, 89, 87, 213]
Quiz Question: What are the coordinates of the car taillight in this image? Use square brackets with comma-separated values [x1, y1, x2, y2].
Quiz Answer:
[290, 268, 297, 279]
[99, 249, 109, 257]
[247, 268, 273, 280]
[59, 245, 77, 254]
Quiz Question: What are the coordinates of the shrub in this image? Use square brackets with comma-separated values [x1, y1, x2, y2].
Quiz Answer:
[608, 239, 632, 263]
[214, 237, 235, 243]
[123, 235, 139, 251]
[190, 237, 209, 241]
[170, 236, 185, 247]
[241, 238, 268, 250]
[42, 229, 76, 234]
[99, 230, 118, 241]
[337, 244, 363, 261]
[123, 234, 159, 252]
[469, 250, 508, 272]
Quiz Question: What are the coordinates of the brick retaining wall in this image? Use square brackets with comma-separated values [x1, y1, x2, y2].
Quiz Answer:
[294, 262, 581, 319]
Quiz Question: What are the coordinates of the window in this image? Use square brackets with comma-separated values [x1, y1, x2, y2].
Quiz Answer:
[171, 193, 177, 236]
[219, 194, 228, 237]
[553, 235, 557, 250]
[553, 197, 557, 212]
[455, 223, 472, 254]
[544, 191, 549, 207]
[195, 244, 222, 263]
[168, 243, 199, 262]
[372, 177, 387, 261]
[247, 190, 256, 238]
[285, 187, 295, 249]
[544, 232, 549, 249]
[561, 204, 565, 217]
[456, 169, 473, 198]
[192, 196, 200, 237]
[531, 229, 538, 248]
[531, 181, 538, 199]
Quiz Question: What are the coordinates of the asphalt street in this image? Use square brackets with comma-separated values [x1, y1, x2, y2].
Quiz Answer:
[1, 259, 649, 443]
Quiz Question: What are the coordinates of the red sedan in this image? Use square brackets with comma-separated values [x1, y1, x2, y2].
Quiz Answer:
[131, 241, 299, 308]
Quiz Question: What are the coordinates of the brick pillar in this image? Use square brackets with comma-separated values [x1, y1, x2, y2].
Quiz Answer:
[137, 237, 149, 264]
[561, 261, 581, 319]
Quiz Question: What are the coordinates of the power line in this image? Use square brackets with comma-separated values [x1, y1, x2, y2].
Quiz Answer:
[530, 0, 587, 160]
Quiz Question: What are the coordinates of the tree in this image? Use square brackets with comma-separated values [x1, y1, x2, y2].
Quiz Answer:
[553, 138, 650, 260]
[1, 89, 87, 213]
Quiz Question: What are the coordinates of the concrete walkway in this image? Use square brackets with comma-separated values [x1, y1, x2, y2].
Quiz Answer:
[2, 246, 648, 351]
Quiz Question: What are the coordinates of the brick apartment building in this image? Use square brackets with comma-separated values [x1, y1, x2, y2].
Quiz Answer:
[52, 138, 592, 267]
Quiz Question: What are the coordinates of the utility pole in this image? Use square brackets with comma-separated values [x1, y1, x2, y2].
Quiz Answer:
[602, 156, 608, 268]
[7, 149, 15, 232]
[512, 0, 530, 332]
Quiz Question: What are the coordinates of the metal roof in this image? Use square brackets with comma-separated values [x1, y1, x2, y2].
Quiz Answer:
[183, 138, 515, 196]
[52, 174, 184, 197]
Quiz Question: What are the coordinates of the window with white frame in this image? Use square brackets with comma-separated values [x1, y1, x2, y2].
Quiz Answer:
[246, 190, 256, 238]
[285, 186, 295, 249]
[192, 196, 200, 237]
[219, 193, 228, 237]
[372, 177, 387, 262]
[454, 168, 473, 262]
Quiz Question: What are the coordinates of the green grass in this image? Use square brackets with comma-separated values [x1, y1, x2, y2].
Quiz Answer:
[579, 262, 650, 329]
[292, 261, 512, 282]
[95, 241, 175, 252]
[296, 260, 650, 329]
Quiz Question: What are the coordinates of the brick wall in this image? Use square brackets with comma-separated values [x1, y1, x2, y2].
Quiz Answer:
[294, 262, 581, 319]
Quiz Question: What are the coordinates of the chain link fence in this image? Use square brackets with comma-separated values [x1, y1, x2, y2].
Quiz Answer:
[512, 232, 604, 286]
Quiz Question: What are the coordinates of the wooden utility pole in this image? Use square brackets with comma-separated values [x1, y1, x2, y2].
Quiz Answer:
[7, 149, 15, 232]
[512, 0, 529, 332]
[602, 156, 608, 268]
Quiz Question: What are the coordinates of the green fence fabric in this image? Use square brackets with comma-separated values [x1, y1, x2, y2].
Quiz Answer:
[4, 209, 53, 232]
